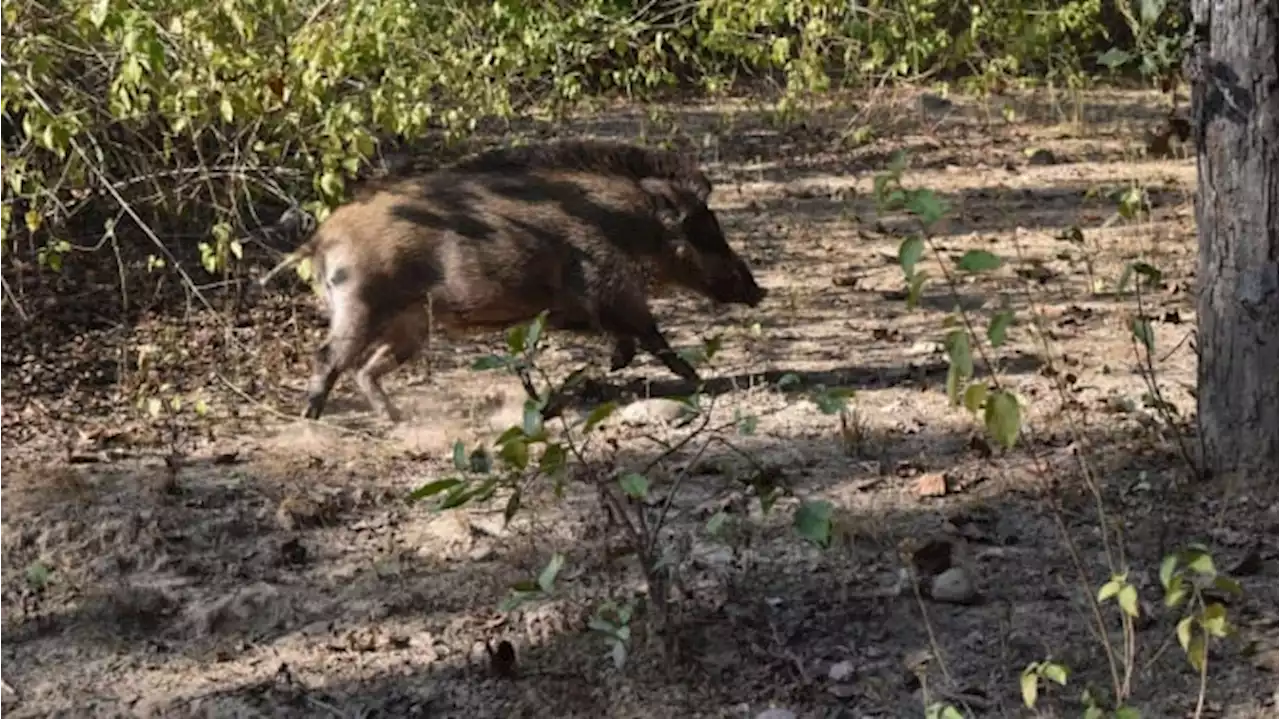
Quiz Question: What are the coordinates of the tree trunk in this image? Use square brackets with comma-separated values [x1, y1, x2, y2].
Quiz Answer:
[1190, 0, 1279, 479]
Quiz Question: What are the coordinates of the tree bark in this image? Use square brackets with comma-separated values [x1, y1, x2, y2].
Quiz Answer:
[1190, 0, 1279, 479]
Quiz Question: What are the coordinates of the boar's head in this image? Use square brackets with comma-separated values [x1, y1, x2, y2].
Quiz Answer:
[640, 178, 767, 308]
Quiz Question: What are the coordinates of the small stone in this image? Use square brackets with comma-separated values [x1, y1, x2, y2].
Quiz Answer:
[828, 659, 856, 682]
[468, 544, 495, 562]
[930, 567, 979, 605]
[755, 709, 797, 719]
[914, 472, 947, 498]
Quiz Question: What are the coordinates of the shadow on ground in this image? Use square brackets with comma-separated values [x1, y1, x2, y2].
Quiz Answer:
[2, 410, 1274, 718]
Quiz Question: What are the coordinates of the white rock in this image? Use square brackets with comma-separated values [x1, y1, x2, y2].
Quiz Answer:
[755, 709, 797, 719]
[618, 398, 690, 425]
[828, 659, 856, 682]
[930, 566, 978, 604]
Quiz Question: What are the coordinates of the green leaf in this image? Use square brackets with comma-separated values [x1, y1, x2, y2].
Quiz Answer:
[963, 383, 989, 413]
[1159, 553, 1178, 590]
[25, 562, 52, 587]
[471, 477, 498, 502]
[522, 402, 543, 438]
[1186, 633, 1207, 672]
[907, 270, 929, 309]
[526, 312, 547, 349]
[984, 389, 1021, 449]
[888, 150, 908, 174]
[1042, 662, 1068, 685]
[1118, 263, 1135, 293]
[503, 488, 522, 525]
[899, 235, 925, 277]
[318, 170, 343, 199]
[506, 323, 528, 354]
[946, 364, 964, 407]
[1201, 603, 1230, 637]
[1176, 616, 1194, 650]
[1131, 261, 1163, 287]
[510, 580, 540, 594]
[736, 411, 758, 435]
[1165, 581, 1188, 608]
[471, 354, 510, 371]
[452, 440, 467, 471]
[793, 499, 834, 548]
[408, 479, 465, 502]
[1185, 550, 1216, 577]
[1118, 584, 1140, 618]
[944, 329, 973, 374]
[956, 250, 1003, 273]
[1098, 47, 1133, 69]
[494, 426, 526, 447]
[619, 473, 649, 500]
[1139, 0, 1166, 25]
[1097, 579, 1121, 603]
[1020, 667, 1039, 708]
[498, 589, 538, 613]
[1130, 318, 1155, 352]
[1114, 707, 1142, 719]
[944, 328, 973, 381]
[776, 373, 803, 390]
[906, 189, 949, 226]
[706, 511, 728, 536]
[88, 0, 110, 28]
[811, 387, 854, 415]
[537, 552, 565, 592]
[583, 401, 618, 432]
[1211, 576, 1243, 596]
[988, 309, 1014, 348]
[539, 443, 567, 475]
[438, 483, 475, 510]
[498, 437, 529, 470]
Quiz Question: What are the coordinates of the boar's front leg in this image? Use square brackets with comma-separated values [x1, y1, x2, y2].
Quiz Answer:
[608, 336, 638, 372]
[597, 303, 699, 383]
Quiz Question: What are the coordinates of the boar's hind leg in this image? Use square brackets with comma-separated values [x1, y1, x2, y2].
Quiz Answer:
[353, 309, 426, 423]
[304, 299, 375, 420]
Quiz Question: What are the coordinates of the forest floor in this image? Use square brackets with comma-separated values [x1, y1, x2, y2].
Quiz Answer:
[2, 86, 1276, 719]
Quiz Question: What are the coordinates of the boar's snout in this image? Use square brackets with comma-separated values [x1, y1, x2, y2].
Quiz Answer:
[710, 255, 767, 307]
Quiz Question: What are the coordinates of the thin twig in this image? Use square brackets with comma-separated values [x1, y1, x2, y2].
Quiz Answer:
[212, 372, 387, 442]
[0, 275, 28, 321]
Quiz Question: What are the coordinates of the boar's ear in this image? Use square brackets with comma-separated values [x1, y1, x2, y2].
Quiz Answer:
[639, 178, 687, 229]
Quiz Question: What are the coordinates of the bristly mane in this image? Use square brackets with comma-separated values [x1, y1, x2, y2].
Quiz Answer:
[444, 139, 713, 201]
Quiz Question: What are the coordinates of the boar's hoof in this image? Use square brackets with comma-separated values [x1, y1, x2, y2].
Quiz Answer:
[609, 338, 638, 372]
[303, 398, 325, 421]
[659, 353, 701, 384]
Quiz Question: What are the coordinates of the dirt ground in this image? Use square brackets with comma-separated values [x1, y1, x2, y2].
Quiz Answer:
[2, 87, 1277, 719]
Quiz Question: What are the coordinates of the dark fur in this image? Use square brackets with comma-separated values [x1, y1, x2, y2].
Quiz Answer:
[276, 168, 765, 422]
[445, 139, 714, 202]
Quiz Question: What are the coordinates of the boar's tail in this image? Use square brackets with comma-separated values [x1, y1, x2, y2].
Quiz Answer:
[258, 237, 320, 288]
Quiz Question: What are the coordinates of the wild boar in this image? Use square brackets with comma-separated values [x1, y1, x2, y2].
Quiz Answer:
[261, 168, 765, 422]
[441, 139, 760, 372]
